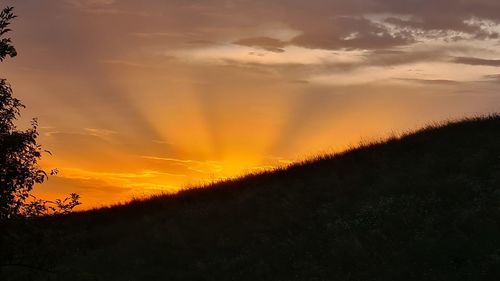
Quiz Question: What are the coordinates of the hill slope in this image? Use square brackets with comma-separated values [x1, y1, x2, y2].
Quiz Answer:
[2, 115, 500, 281]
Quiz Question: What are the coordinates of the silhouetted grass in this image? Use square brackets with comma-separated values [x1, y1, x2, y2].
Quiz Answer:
[2, 114, 500, 280]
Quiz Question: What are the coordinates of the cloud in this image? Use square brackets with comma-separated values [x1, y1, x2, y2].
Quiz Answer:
[66, 0, 116, 7]
[84, 128, 118, 139]
[483, 74, 500, 82]
[47, 0, 500, 52]
[290, 16, 414, 50]
[395, 78, 462, 85]
[453, 56, 500, 67]
[233, 37, 288, 53]
[41, 128, 117, 141]
[53, 175, 131, 193]
[140, 156, 223, 174]
[64, 0, 137, 15]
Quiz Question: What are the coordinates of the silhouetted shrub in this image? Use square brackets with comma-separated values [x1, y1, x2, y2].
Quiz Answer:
[0, 6, 80, 220]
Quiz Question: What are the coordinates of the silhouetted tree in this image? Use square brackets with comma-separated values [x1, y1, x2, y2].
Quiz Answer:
[0, 6, 80, 220]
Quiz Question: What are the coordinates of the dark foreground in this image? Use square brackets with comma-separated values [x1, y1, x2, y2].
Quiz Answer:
[2, 115, 500, 281]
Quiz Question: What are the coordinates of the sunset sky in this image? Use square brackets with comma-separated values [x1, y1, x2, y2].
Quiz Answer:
[2, 0, 500, 208]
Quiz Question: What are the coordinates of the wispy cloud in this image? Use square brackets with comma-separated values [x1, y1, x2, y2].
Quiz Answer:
[84, 128, 117, 139]
[140, 156, 224, 174]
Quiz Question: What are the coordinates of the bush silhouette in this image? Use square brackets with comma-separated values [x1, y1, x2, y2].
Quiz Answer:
[0, 6, 80, 220]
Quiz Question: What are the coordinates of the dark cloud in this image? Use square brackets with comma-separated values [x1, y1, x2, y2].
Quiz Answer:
[483, 74, 500, 82]
[290, 16, 413, 50]
[363, 49, 451, 67]
[224, 0, 500, 51]
[9, 0, 498, 53]
[453, 57, 500, 67]
[396, 78, 462, 85]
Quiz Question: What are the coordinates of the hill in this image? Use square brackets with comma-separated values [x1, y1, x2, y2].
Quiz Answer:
[2, 115, 500, 281]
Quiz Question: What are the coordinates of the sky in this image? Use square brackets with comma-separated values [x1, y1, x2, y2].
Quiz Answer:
[1, 0, 500, 209]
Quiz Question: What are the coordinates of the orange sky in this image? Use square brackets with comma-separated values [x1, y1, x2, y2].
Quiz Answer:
[2, 0, 500, 209]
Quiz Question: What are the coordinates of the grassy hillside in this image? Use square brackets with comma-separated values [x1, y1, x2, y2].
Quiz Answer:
[2, 115, 500, 281]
